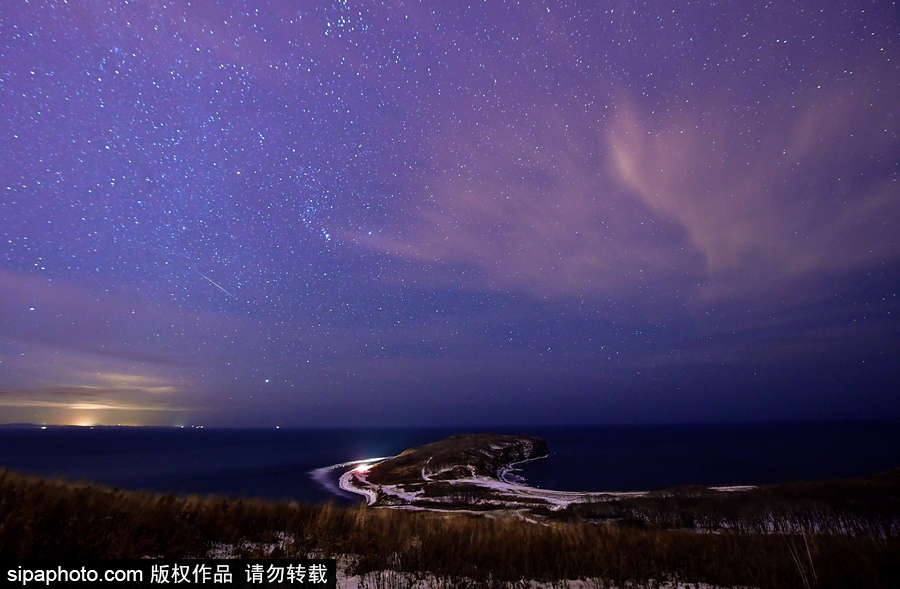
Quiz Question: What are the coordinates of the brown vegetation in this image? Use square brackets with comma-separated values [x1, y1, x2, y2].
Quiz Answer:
[1, 467, 898, 588]
[563, 469, 900, 537]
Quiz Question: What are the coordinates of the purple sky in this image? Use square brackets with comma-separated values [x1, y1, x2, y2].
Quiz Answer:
[2, 0, 898, 427]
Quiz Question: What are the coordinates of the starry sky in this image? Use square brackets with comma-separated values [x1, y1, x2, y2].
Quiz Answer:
[1, 0, 898, 427]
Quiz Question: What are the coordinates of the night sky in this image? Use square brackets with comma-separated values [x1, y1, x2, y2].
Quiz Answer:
[1, 0, 898, 428]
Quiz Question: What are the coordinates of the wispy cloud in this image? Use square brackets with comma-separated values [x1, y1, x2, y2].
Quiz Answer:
[0, 386, 189, 412]
[361, 59, 899, 303]
[0, 343, 189, 418]
[608, 71, 899, 284]
[360, 100, 693, 299]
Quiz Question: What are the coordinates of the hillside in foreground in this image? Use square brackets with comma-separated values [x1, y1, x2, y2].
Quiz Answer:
[2, 432, 899, 588]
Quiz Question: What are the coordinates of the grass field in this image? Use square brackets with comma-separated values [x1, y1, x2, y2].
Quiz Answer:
[1, 467, 898, 588]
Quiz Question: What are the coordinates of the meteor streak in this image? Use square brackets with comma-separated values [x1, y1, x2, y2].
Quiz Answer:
[195, 270, 235, 296]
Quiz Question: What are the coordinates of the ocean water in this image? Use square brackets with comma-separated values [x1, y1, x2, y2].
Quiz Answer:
[0, 421, 897, 505]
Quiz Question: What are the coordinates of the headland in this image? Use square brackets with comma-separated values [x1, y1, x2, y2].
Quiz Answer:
[338, 433, 754, 519]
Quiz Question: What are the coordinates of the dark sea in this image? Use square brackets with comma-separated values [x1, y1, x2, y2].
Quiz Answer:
[1, 421, 898, 505]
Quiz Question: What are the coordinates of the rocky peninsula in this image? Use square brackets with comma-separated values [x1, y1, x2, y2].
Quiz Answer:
[369, 434, 547, 484]
[338, 433, 764, 520]
[340, 433, 624, 516]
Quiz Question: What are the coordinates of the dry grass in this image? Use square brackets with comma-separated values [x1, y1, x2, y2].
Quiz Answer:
[564, 469, 900, 538]
[1, 467, 898, 588]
